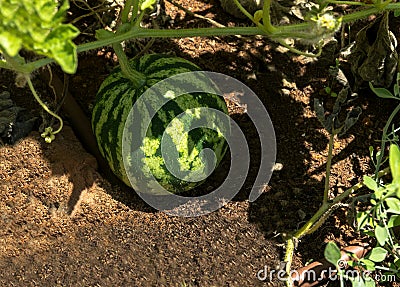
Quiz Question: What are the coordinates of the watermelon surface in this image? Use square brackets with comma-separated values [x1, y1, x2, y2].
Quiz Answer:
[92, 54, 229, 194]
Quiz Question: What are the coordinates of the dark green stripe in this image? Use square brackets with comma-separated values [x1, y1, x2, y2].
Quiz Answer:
[95, 87, 134, 178]
[149, 76, 219, 96]
[145, 61, 200, 77]
[137, 54, 166, 71]
[193, 93, 227, 112]
[149, 97, 185, 136]
[96, 79, 131, 100]
[93, 82, 131, 134]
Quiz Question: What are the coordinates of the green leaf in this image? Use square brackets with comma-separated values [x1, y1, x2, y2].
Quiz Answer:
[375, 224, 389, 246]
[0, 0, 79, 73]
[50, 41, 77, 74]
[45, 25, 79, 74]
[37, 1, 57, 22]
[389, 144, 400, 184]
[369, 82, 398, 100]
[325, 86, 332, 94]
[394, 257, 400, 268]
[385, 197, 400, 214]
[0, 31, 22, 56]
[140, 0, 157, 10]
[364, 176, 378, 192]
[394, 83, 399, 97]
[367, 247, 388, 262]
[53, 0, 71, 22]
[388, 215, 400, 228]
[324, 241, 342, 267]
[339, 106, 362, 136]
[360, 258, 375, 271]
[365, 230, 375, 237]
[369, 146, 376, 164]
[314, 98, 328, 129]
[347, 260, 357, 267]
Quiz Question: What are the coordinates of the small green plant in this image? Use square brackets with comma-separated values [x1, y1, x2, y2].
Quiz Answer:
[346, 78, 400, 286]
[296, 77, 400, 287]
[286, 75, 400, 287]
[324, 145, 400, 287]
[283, 80, 368, 286]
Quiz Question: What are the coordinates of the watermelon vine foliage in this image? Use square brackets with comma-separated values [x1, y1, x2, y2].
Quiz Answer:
[323, 145, 400, 287]
[1, 0, 400, 285]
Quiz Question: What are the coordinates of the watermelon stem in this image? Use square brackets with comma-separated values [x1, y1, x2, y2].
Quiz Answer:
[112, 42, 146, 88]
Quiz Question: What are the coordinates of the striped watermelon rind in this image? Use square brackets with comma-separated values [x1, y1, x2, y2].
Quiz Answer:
[92, 54, 229, 194]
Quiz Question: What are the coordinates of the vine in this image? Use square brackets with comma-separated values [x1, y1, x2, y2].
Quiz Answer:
[2, 0, 400, 74]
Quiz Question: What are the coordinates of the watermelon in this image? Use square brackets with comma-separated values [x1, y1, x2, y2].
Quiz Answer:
[91, 54, 229, 194]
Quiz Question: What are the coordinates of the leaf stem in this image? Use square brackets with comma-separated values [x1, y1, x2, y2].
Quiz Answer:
[121, 0, 135, 23]
[276, 39, 323, 57]
[131, 0, 140, 22]
[133, 10, 146, 28]
[232, 0, 256, 22]
[1, 53, 31, 74]
[323, 0, 369, 5]
[262, 0, 277, 33]
[324, 133, 335, 204]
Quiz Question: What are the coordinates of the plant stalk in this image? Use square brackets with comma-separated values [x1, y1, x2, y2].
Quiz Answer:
[283, 165, 391, 287]
[131, 0, 140, 22]
[324, 133, 335, 204]
[232, 0, 256, 22]
[1, 3, 400, 74]
[325, 0, 370, 5]
[262, 0, 277, 33]
[25, 74, 63, 137]
[121, 0, 135, 23]
[112, 42, 146, 88]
